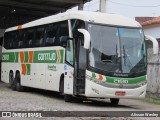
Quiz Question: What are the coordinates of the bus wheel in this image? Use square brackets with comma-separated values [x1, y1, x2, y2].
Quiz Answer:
[9, 71, 14, 88]
[59, 75, 64, 93]
[11, 79, 16, 91]
[15, 73, 24, 92]
[110, 98, 119, 105]
[64, 94, 72, 102]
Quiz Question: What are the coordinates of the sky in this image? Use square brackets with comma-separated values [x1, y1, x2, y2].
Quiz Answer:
[68, 0, 160, 19]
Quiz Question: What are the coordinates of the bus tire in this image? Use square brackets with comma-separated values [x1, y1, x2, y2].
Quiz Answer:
[64, 94, 72, 102]
[59, 75, 64, 93]
[110, 98, 119, 105]
[15, 73, 24, 92]
[11, 79, 16, 91]
[9, 71, 14, 88]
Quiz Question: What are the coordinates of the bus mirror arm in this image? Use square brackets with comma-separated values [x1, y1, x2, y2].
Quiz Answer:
[78, 29, 91, 49]
[145, 35, 159, 54]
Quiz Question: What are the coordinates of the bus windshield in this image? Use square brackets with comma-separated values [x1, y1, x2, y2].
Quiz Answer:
[88, 24, 146, 74]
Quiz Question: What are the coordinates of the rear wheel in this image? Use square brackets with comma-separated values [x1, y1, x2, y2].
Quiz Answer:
[64, 94, 72, 102]
[15, 73, 24, 92]
[110, 98, 119, 105]
[11, 79, 16, 91]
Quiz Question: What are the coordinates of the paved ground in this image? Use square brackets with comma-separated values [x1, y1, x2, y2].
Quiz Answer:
[0, 81, 160, 120]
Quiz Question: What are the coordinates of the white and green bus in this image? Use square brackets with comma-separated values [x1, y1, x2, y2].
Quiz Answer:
[1, 11, 158, 105]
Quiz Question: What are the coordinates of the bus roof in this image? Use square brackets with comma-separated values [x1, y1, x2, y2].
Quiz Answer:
[5, 11, 141, 32]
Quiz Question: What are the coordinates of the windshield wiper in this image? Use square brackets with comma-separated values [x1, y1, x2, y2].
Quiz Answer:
[123, 45, 126, 66]
[116, 45, 118, 63]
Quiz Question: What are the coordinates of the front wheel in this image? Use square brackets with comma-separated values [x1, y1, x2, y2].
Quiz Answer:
[64, 94, 72, 102]
[110, 98, 119, 105]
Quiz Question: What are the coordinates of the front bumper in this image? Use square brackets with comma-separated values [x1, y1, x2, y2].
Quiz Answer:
[85, 79, 146, 99]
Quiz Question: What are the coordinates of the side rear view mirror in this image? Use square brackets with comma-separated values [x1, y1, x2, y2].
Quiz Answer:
[145, 35, 159, 54]
[78, 29, 91, 49]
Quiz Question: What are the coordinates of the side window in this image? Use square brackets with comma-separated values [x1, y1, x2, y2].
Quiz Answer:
[35, 26, 44, 47]
[13, 31, 18, 49]
[8, 32, 13, 49]
[25, 29, 35, 48]
[7, 31, 18, 49]
[58, 21, 69, 46]
[18, 30, 25, 48]
[45, 24, 57, 47]
[66, 40, 74, 65]
[4, 32, 10, 49]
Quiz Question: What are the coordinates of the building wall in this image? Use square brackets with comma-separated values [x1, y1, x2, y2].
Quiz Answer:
[143, 24, 160, 39]
[143, 24, 160, 99]
[146, 47, 160, 99]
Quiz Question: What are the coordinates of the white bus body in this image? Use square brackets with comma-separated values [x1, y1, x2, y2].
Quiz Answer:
[1, 11, 150, 104]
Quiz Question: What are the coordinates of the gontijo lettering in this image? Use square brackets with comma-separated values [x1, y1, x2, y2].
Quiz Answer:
[38, 53, 56, 61]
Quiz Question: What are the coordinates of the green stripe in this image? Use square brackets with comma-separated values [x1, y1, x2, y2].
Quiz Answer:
[92, 73, 96, 78]
[24, 51, 29, 63]
[33, 50, 57, 63]
[26, 64, 31, 75]
[14, 52, 19, 62]
[2, 49, 65, 63]
[106, 75, 146, 84]
[2, 52, 18, 62]
[60, 50, 64, 63]
[90, 72, 146, 84]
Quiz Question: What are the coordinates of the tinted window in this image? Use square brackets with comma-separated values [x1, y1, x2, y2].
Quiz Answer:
[45, 24, 57, 46]
[71, 19, 85, 38]
[58, 21, 69, 46]
[4, 31, 18, 49]
[4, 32, 10, 49]
[18, 30, 25, 48]
[35, 27, 44, 47]
[4, 21, 69, 49]
[25, 29, 35, 48]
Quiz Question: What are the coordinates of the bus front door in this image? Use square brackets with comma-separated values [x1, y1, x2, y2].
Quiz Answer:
[74, 37, 86, 95]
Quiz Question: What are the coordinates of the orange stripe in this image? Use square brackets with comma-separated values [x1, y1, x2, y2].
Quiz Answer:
[18, 25, 22, 30]
[99, 74, 103, 81]
[58, 50, 60, 63]
[29, 51, 34, 63]
[59, 50, 61, 63]
[56, 50, 59, 63]
[21, 64, 27, 75]
[20, 52, 24, 63]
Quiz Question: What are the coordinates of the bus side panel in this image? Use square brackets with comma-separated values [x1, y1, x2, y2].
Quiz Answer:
[64, 64, 74, 95]
[45, 64, 64, 91]
[1, 62, 9, 83]
[21, 63, 38, 88]
[36, 63, 46, 89]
